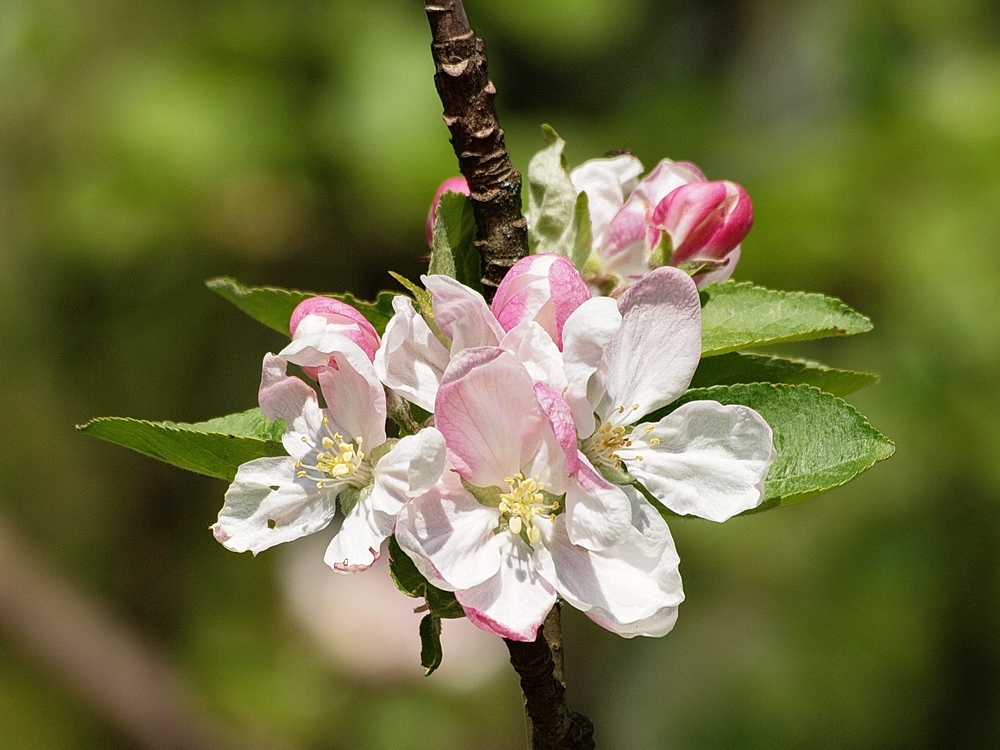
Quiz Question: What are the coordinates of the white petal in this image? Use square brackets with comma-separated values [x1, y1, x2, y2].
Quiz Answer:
[570, 154, 645, 248]
[621, 400, 776, 521]
[564, 455, 632, 551]
[374, 296, 449, 413]
[499, 320, 568, 393]
[560, 296, 621, 437]
[213, 457, 338, 554]
[543, 502, 683, 627]
[258, 354, 317, 423]
[595, 267, 701, 426]
[456, 535, 557, 642]
[368, 427, 446, 517]
[424, 274, 504, 352]
[394, 473, 504, 591]
[585, 605, 679, 638]
[323, 494, 394, 573]
[316, 341, 387, 448]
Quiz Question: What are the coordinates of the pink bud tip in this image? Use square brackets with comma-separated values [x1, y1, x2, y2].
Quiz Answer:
[289, 297, 381, 378]
[651, 180, 753, 265]
[426, 176, 471, 247]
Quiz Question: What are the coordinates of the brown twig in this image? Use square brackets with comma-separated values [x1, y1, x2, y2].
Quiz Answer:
[424, 0, 529, 300]
[505, 606, 596, 750]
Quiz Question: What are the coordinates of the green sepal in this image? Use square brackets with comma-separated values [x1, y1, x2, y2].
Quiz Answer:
[419, 613, 444, 676]
[527, 124, 592, 269]
[690, 352, 880, 396]
[647, 384, 894, 512]
[428, 191, 481, 292]
[699, 282, 873, 356]
[388, 272, 451, 349]
[78, 408, 286, 482]
[337, 486, 362, 516]
[206, 276, 396, 336]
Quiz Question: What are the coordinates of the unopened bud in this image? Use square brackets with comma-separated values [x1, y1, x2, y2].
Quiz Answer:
[426, 176, 471, 248]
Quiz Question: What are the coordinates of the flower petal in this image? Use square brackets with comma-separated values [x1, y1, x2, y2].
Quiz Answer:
[323, 494, 394, 573]
[435, 348, 547, 487]
[570, 154, 645, 248]
[621, 400, 776, 521]
[424, 274, 504, 352]
[532, 382, 579, 474]
[368, 427, 446, 517]
[500, 320, 568, 394]
[560, 295, 621, 437]
[213, 457, 338, 554]
[564, 454, 632, 550]
[394, 472, 504, 591]
[585, 605, 679, 638]
[258, 354, 318, 423]
[456, 535, 557, 642]
[374, 295, 450, 413]
[316, 341, 387, 448]
[594, 267, 701, 426]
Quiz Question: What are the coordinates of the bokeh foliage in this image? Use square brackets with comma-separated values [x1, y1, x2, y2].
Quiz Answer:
[1, 0, 997, 747]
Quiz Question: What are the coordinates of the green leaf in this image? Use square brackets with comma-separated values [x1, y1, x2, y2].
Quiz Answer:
[699, 282, 873, 356]
[429, 191, 481, 292]
[388, 536, 465, 619]
[527, 124, 591, 267]
[78, 408, 286, 481]
[206, 276, 396, 336]
[656, 384, 894, 510]
[690, 352, 880, 396]
[419, 614, 444, 676]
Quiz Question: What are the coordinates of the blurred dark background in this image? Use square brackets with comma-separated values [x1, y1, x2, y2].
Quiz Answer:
[1, 0, 998, 747]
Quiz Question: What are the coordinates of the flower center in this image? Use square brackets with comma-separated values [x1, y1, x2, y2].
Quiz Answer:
[498, 473, 560, 545]
[295, 418, 371, 490]
[582, 421, 633, 471]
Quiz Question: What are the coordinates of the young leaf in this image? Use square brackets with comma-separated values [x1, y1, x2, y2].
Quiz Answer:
[206, 277, 396, 336]
[654, 384, 893, 510]
[78, 408, 286, 482]
[527, 124, 591, 266]
[700, 282, 873, 356]
[429, 191, 482, 292]
[419, 613, 444, 676]
[690, 352, 880, 396]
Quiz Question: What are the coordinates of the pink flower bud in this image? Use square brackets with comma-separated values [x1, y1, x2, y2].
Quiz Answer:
[426, 176, 471, 247]
[491, 254, 591, 349]
[289, 297, 381, 378]
[650, 179, 753, 269]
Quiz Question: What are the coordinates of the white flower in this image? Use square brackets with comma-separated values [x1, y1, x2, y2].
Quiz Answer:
[213, 337, 446, 572]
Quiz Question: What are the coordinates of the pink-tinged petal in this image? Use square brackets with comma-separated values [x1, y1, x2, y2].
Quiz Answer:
[570, 154, 645, 248]
[456, 535, 557, 642]
[374, 295, 450, 413]
[368, 428, 446, 517]
[426, 176, 470, 247]
[651, 180, 753, 265]
[424, 275, 504, 352]
[491, 255, 589, 348]
[595, 267, 701, 426]
[258, 353, 318, 423]
[315, 341, 387, 448]
[694, 245, 740, 288]
[621, 401, 776, 522]
[563, 454, 632, 551]
[543, 500, 683, 627]
[435, 348, 547, 487]
[214, 457, 338, 554]
[560, 296, 622, 437]
[532, 383, 579, 474]
[499, 321, 568, 393]
[289, 297, 380, 360]
[394, 472, 504, 591]
[323, 495, 394, 573]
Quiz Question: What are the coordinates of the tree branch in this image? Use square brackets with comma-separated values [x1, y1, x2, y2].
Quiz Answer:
[424, 0, 529, 300]
[505, 606, 596, 750]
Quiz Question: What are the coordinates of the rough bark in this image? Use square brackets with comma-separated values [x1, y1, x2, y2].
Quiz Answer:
[505, 606, 596, 750]
[424, 0, 529, 300]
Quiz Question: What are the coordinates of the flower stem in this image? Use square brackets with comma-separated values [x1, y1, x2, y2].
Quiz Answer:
[423, 0, 529, 301]
[505, 604, 596, 750]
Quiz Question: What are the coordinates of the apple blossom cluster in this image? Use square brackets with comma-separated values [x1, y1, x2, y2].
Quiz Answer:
[213, 245, 776, 641]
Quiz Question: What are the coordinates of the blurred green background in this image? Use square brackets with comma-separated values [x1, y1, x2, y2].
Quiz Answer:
[1, 0, 997, 747]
